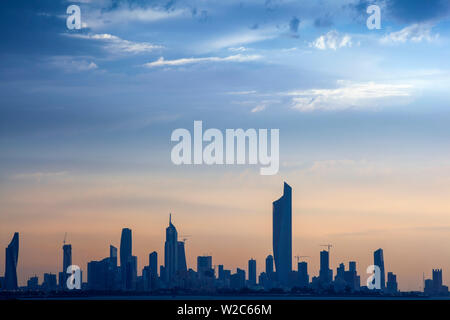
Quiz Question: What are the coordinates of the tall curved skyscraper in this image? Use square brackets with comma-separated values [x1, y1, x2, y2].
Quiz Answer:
[273, 182, 292, 286]
[4, 232, 19, 291]
[120, 228, 132, 290]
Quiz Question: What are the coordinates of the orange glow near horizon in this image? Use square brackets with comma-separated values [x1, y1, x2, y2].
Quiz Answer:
[2, 162, 450, 291]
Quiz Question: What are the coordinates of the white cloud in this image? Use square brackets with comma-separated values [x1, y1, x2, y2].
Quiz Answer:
[143, 54, 261, 68]
[105, 7, 184, 23]
[48, 56, 98, 72]
[227, 90, 257, 95]
[310, 30, 352, 50]
[66, 33, 162, 54]
[228, 46, 249, 52]
[286, 80, 413, 111]
[381, 24, 438, 44]
[83, 6, 185, 29]
[251, 105, 266, 113]
[205, 28, 276, 51]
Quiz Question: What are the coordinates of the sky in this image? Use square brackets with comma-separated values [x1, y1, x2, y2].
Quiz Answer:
[1, 0, 450, 291]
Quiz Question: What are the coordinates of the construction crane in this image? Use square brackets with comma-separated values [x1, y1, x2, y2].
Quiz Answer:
[320, 244, 333, 252]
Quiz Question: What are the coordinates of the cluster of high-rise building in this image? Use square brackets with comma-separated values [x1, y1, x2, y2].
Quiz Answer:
[424, 269, 449, 295]
[0, 182, 448, 296]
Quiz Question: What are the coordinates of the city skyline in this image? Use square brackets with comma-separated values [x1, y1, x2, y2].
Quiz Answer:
[0, 182, 448, 294]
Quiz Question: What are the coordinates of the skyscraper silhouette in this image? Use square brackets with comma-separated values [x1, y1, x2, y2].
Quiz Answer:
[386, 272, 398, 293]
[218, 265, 224, 280]
[265, 255, 274, 278]
[273, 182, 292, 286]
[4, 232, 19, 291]
[164, 214, 178, 284]
[248, 259, 256, 286]
[432, 269, 443, 294]
[130, 255, 137, 290]
[120, 228, 132, 290]
[149, 251, 158, 289]
[63, 244, 72, 273]
[88, 258, 109, 290]
[335, 263, 345, 283]
[298, 261, 309, 288]
[346, 261, 360, 291]
[197, 256, 213, 277]
[109, 245, 119, 290]
[110, 245, 118, 268]
[42, 273, 57, 292]
[150, 251, 158, 276]
[27, 276, 39, 291]
[177, 241, 187, 272]
[319, 250, 332, 284]
[374, 248, 385, 290]
[60, 243, 72, 290]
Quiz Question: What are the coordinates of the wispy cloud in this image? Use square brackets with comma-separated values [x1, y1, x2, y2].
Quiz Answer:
[228, 46, 249, 52]
[310, 30, 352, 50]
[106, 7, 184, 23]
[205, 28, 276, 51]
[380, 24, 438, 44]
[143, 54, 262, 68]
[286, 80, 413, 111]
[83, 6, 186, 29]
[47, 56, 98, 72]
[65, 33, 162, 54]
[226, 90, 258, 95]
[251, 105, 266, 113]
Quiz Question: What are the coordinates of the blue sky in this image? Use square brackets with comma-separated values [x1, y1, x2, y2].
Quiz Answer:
[2, 0, 450, 289]
[1, 0, 450, 176]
